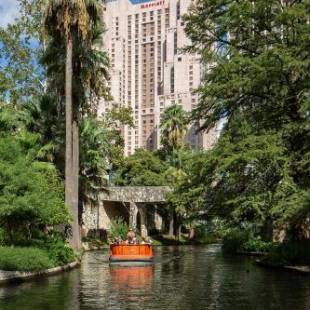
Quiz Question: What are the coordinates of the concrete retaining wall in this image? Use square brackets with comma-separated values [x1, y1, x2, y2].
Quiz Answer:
[0, 261, 80, 285]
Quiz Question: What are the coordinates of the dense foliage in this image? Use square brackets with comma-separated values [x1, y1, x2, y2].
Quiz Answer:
[114, 149, 169, 186]
[0, 104, 70, 244]
[179, 0, 310, 240]
[160, 104, 189, 153]
[0, 247, 53, 271]
[108, 217, 129, 241]
[0, 0, 131, 254]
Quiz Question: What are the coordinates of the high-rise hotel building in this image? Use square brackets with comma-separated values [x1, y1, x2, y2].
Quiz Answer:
[100, 0, 218, 156]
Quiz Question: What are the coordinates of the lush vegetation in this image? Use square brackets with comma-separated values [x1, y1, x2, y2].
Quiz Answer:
[169, 0, 309, 260]
[114, 149, 169, 186]
[114, 0, 310, 259]
[222, 229, 273, 254]
[0, 0, 128, 270]
[0, 236, 75, 271]
[0, 247, 53, 272]
[108, 217, 129, 241]
[0, 0, 309, 269]
[182, 0, 309, 233]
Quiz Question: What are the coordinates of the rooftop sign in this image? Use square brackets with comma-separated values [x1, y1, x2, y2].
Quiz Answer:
[105, 0, 165, 8]
[129, 0, 156, 3]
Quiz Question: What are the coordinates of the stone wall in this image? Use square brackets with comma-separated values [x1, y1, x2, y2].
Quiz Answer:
[82, 187, 170, 239]
[99, 186, 171, 203]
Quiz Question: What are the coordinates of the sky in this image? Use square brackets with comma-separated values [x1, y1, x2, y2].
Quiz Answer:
[0, 0, 19, 28]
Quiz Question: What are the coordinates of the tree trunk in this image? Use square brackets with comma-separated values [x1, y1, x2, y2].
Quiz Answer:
[65, 35, 80, 250]
[189, 227, 195, 240]
[72, 119, 81, 248]
[177, 224, 182, 241]
[169, 211, 174, 238]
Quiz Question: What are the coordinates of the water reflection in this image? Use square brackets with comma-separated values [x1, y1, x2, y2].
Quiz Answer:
[110, 265, 153, 290]
[0, 245, 309, 310]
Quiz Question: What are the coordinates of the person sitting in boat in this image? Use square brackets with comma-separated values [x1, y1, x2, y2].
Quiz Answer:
[114, 235, 122, 244]
[127, 228, 135, 244]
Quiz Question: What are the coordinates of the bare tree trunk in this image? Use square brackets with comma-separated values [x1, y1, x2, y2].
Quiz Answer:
[65, 35, 80, 250]
[177, 224, 182, 241]
[72, 119, 81, 249]
[169, 211, 174, 238]
[189, 227, 195, 240]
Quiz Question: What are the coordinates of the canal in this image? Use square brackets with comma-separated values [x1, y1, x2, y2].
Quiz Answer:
[0, 245, 309, 310]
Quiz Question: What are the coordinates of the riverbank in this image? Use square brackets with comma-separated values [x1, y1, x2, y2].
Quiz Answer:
[0, 261, 80, 285]
[256, 259, 310, 275]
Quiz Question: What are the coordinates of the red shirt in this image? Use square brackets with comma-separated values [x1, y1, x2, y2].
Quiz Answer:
[127, 231, 135, 241]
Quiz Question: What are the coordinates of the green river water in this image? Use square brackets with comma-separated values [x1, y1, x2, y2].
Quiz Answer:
[0, 244, 309, 310]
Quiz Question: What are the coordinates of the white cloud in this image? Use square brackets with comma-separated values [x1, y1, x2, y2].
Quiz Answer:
[0, 0, 20, 28]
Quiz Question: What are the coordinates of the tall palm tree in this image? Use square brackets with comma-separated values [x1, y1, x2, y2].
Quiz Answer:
[44, 0, 108, 249]
[160, 104, 189, 153]
[160, 104, 189, 238]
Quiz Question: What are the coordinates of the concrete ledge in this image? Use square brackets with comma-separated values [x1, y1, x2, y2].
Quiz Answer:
[284, 266, 310, 274]
[256, 260, 310, 275]
[0, 261, 80, 285]
[236, 251, 267, 257]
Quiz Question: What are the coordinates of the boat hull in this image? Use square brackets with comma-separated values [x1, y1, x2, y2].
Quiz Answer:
[109, 244, 153, 262]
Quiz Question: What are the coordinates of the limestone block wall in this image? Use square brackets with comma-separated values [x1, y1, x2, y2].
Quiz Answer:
[82, 187, 170, 238]
[81, 201, 129, 239]
[99, 186, 171, 203]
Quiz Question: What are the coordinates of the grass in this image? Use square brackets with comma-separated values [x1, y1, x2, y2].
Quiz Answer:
[0, 247, 53, 272]
[0, 239, 77, 272]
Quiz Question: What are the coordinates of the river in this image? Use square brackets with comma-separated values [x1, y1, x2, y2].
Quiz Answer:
[0, 245, 309, 310]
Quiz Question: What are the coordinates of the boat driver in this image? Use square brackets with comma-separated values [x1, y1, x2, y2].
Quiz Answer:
[127, 228, 135, 244]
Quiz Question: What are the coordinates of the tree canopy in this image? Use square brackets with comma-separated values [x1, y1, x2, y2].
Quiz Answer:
[182, 0, 310, 238]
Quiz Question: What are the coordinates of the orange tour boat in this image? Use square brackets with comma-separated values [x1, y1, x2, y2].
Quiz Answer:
[109, 243, 153, 263]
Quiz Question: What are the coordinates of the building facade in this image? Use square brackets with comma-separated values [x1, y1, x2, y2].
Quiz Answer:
[99, 0, 218, 156]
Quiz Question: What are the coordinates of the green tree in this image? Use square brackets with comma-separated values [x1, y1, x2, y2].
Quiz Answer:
[183, 0, 310, 238]
[44, 0, 109, 249]
[0, 23, 42, 103]
[0, 105, 69, 244]
[160, 105, 189, 153]
[113, 149, 169, 186]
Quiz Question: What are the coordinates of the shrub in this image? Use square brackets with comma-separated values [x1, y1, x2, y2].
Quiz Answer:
[0, 247, 53, 271]
[222, 229, 273, 254]
[194, 225, 217, 244]
[109, 217, 128, 241]
[264, 240, 310, 266]
[208, 218, 231, 239]
[241, 238, 273, 253]
[45, 237, 75, 266]
[222, 229, 250, 254]
[0, 228, 5, 245]
[0, 135, 70, 244]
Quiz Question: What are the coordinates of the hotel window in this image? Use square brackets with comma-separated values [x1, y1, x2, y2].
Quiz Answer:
[174, 32, 178, 55]
[170, 67, 175, 93]
[177, 1, 181, 20]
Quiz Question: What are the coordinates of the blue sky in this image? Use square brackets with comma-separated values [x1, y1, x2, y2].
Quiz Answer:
[0, 0, 19, 28]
